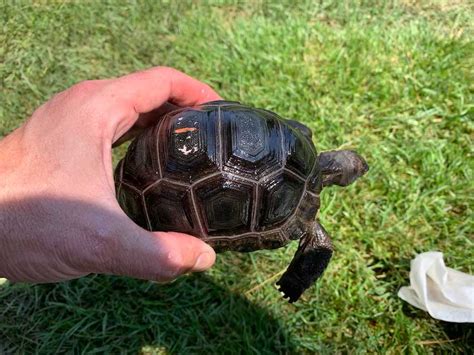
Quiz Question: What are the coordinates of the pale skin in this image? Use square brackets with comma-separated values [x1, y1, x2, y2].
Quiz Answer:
[0, 67, 220, 283]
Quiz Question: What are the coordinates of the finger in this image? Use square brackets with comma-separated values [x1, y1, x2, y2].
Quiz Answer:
[104, 66, 221, 142]
[135, 101, 180, 129]
[94, 222, 216, 282]
[109, 66, 221, 114]
[112, 102, 180, 148]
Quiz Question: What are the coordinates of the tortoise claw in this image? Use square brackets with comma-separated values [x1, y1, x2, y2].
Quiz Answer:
[276, 276, 305, 303]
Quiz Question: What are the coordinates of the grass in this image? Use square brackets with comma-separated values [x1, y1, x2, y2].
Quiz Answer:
[1, 0, 473, 353]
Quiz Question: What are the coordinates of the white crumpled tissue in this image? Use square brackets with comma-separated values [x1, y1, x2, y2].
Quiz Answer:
[398, 251, 474, 323]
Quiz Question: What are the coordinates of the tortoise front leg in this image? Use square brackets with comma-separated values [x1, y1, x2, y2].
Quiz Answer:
[276, 221, 333, 302]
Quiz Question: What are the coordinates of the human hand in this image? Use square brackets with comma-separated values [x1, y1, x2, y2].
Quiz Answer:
[0, 67, 220, 283]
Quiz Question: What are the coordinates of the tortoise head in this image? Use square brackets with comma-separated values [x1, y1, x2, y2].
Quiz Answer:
[319, 150, 369, 187]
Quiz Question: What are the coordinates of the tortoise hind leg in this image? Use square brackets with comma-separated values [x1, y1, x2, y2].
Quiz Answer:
[276, 221, 333, 303]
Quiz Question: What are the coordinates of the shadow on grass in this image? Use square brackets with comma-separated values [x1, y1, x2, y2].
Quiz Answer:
[440, 322, 474, 349]
[400, 302, 474, 352]
[0, 198, 298, 353]
[0, 274, 299, 354]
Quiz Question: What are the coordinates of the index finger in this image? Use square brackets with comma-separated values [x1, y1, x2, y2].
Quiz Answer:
[109, 66, 222, 114]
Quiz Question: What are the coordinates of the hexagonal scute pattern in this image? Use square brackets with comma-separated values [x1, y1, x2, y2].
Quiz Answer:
[282, 122, 317, 178]
[144, 180, 196, 235]
[195, 174, 254, 236]
[121, 127, 160, 189]
[221, 107, 282, 180]
[158, 108, 219, 184]
[257, 171, 305, 231]
[117, 184, 149, 230]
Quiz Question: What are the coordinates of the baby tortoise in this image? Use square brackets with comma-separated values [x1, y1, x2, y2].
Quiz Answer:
[115, 100, 368, 302]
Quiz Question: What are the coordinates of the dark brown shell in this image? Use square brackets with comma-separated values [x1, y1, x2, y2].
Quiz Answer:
[115, 101, 322, 252]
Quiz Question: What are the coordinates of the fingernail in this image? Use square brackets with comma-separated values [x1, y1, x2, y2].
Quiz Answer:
[193, 252, 214, 271]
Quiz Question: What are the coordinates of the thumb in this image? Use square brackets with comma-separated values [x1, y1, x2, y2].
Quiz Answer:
[93, 219, 216, 282]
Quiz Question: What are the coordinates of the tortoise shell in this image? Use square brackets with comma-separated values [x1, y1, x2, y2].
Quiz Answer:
[115, 100, 368, 302]
[114, 100, 320, 252]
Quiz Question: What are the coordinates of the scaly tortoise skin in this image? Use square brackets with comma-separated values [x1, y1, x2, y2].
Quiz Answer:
[115, 100, 368, 302]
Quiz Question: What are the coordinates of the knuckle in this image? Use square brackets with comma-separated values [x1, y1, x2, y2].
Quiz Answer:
[154, 66, 184, 82]
[128, 66, 175, 82]
[156, 66, 175, 75]
[70, 79, 102, 94]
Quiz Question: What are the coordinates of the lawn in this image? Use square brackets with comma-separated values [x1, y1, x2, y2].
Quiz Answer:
[1, 1, 473, 353]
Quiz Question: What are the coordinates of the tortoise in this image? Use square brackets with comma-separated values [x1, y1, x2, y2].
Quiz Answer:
[114, 100, 368, 302]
